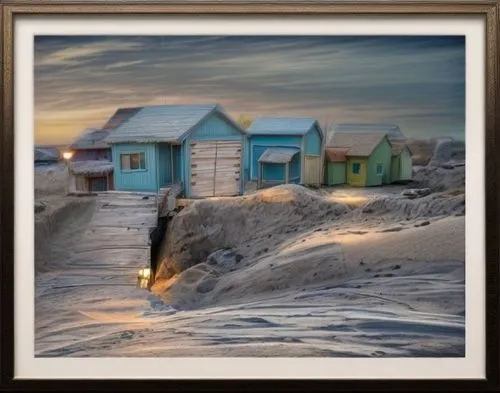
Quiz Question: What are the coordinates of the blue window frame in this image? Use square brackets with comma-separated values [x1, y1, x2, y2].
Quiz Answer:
[352, 163, 361, 174]
[376, 163, 384, 175]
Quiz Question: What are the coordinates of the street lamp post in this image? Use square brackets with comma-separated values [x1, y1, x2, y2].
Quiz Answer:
[62, 151, 74, 196]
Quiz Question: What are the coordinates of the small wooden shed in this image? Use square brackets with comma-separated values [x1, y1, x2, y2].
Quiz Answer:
[326, 132, 393, 187]
[246, 117, 324, 187]
[391, 143, 413, 183]
[257, 148, 300, 188]
[104, 103, 248, 198]
[324, 147, 348, 185]
[69, 161, 114, 193]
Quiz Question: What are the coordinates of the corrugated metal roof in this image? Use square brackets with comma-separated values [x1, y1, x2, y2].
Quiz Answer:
[325, 147, 348, 162]
[101, 107, 142, 130]
[328, 132, 388, 157]
[70, 160, 114, 175]
[258, 148, 299, 164]
[248, 116, 319, 136]
[328, 123, 406, 142]
[104, 103, 241, 143]
[70, 128, 111, 150]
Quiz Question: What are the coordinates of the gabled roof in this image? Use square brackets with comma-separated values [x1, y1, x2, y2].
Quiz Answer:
[248, 116, 322, 137]
[391, 142, 413, 157]
[70, 160, 114, 176]
[325, 147, 348, 162]
[34, 146, 60, 161]
[70, 128, 111, 150]
[328, 132, 390, 157]
[104, 103, 246, 144]
[258, 148, 300, 164]
[101, 107, 142, 130]
[328, 123, 406, 142]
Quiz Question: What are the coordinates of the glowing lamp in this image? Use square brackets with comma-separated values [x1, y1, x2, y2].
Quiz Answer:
[138, 267, 151, 280]
[62, 151, 74, 160]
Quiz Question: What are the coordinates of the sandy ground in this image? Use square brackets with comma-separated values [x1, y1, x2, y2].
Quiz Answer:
[35, 178, 465, 357]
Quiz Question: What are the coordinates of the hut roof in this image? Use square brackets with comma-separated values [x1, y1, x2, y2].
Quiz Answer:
[104, 103, 246, 144]
[325, 147, 348, 162]
[34, 146, 60, 161]
[391, 142, 413, 156]
[70, 128, 111, 150]
[258, 148, 299, 164]
[328, 123, 406, 142]
[248, 116, 322, 137]
[70, 160, 114, 176]
[101, 107, 142, 130]
[327, 132, 390, 157]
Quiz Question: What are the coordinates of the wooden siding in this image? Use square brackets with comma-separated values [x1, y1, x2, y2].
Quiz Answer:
[190, 141, 242, 198]
[325, 162, 346, 185]
[289, 152, 301, 183]
[262, 163, 286, 182]
[158, 143, 173, 187]
[250, 135, 302, 180]
[184, 112, 245, 198]
[347, 157, 368, 186]
[366, 136, 392, 186]
[304, 125, 322, 155]
[391, 156, 400, 183]
[304, 155, 322, 186]
[72, 148, 111, 162]
[190, 113, 243, 140]
[400, 148, 413, 180]
[75, 175, 88, 192]
[173, 145, 182, 183]
[112, 143, 158, 192]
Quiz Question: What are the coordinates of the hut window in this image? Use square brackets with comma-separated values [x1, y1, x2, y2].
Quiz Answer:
[120, 152, 146, 171]
[376, 163, 384, 175]
[352, 163, 360, 174]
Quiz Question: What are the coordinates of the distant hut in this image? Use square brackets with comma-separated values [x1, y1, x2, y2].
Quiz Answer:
[69, 107, 142, 162]
[104, 103, 248, 198]
[69, 160, 114, 193]
[34, 146, 60, 164]
[246, 117, 324, 187]
[324, 147, 348, 186]
[69, 128, 112, 161]
[326, 132, 393, 187]
[390, 142, 413, 183]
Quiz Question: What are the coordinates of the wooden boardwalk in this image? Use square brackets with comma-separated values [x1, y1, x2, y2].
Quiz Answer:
[35, 193, 159, 356]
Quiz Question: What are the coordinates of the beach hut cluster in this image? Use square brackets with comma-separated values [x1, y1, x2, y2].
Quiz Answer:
[66, 102, 413, 197]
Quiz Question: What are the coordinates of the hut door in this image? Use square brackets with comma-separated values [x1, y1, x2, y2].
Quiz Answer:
[304, 155, 321, 186]
[190, 141, 241, 198]
[90, 176, 108, 192]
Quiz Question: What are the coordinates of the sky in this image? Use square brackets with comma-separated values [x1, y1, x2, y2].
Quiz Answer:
[34, 35, 465, 145]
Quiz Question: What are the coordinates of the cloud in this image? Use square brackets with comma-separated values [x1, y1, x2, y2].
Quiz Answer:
[104, 60, 144, 70]
[34, 36, 465, 144]
[35, 40, 144, 67]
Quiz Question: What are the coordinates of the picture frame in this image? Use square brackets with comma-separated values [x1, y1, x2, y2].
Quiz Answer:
[1, 0, 499, 390]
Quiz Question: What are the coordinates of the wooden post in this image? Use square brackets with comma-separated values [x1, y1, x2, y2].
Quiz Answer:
[285, 163, 290, 184]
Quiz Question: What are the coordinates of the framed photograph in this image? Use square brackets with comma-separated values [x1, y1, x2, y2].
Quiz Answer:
[1, 0, 499, 390]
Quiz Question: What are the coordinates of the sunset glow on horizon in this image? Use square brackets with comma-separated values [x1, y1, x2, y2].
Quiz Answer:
[35, 35, 465, 146]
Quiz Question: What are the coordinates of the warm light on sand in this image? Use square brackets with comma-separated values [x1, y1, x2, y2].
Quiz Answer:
[328, 194, 368, 207]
